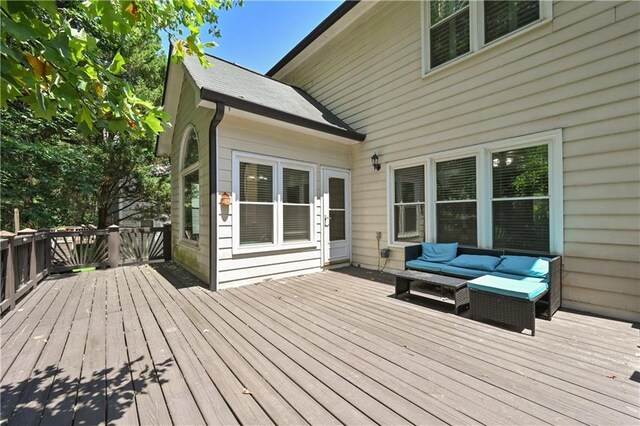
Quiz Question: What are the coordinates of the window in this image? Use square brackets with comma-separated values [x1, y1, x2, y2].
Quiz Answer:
[484, 0, 541, 44]
[233, 152, 315, 253]
[436, 157, 477, 245]
[239, 162, 275, 245]
[393, 166, 425, 243]
[492, 144, 549, 251]
[181, 127, 199, 243]
[388, 130, 562, 253]
[429, 1, 470, 68]
[424, 0, 550, 73]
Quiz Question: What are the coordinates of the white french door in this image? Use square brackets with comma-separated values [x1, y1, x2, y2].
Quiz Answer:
[321, 168, 351, 265]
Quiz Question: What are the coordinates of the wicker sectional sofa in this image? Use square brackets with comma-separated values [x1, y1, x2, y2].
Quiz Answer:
[404, 245, 562, 320]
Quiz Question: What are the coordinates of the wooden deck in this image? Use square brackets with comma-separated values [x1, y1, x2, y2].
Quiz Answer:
[1, 264, 638, 425]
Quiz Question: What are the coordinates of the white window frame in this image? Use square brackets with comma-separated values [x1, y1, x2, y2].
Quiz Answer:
[433, 153, 480, 246]
[421, 0, 553, 76]
[232, 151, 317, 254]
[179, 125, 200, 246]
[391, 164, 427, 243]
[387, 129, 563, 254]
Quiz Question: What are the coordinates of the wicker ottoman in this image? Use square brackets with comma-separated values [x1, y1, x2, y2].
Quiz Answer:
[468, 276, 549, 336]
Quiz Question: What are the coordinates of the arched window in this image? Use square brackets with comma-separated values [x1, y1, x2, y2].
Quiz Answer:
[181, 127, 200, 242]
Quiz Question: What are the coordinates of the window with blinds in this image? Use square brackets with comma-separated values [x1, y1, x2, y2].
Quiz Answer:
[492, 145, 549, 251]
[239, 162, 275, 245]
[485, 0, 540, 44]
[234, 153, 316, 252]
[283, 168, 311, 242]
[394, 166, 425, 243]
[436, 157, 477, 245]
[429, 0, 470, 68]
[424, 0, 544, 73]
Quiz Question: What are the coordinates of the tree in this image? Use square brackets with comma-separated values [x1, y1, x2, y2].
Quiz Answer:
[1, 0, 238, 138]
[1, 28, 171, 230]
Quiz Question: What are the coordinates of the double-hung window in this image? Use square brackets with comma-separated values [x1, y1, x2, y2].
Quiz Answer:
[424, 0, 550, 73]
[233, 152, 315, 253]
[436, 156, 477, 245]
[393, 166, 425, 243]
[492, 144, 549, 252]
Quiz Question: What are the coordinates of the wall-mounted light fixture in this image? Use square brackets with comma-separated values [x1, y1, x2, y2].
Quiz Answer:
[371, 153, 381, 171]
[220, 192, 231, 207]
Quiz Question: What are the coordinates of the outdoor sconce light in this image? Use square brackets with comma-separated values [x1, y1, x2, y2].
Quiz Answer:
[371, 153, 381, 171]
[220, 192, 231, 207]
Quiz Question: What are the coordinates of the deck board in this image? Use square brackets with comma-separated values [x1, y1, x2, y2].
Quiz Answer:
[1, 264, 638, 425]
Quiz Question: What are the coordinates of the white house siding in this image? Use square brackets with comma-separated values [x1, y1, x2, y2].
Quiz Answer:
[278, 1, 640, 321]
[216, 113, 351, 289]
[169, 79, 214, 282]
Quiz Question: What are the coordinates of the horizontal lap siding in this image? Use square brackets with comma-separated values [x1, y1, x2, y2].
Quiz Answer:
[170, 79, 213, 281]
[217, 115, 350, 289]
[280, 1, 640, 321]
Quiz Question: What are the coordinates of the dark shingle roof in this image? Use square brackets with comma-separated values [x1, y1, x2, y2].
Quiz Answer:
[182, 53, 365, 141]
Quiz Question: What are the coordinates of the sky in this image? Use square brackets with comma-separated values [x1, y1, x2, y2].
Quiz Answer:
[162, 1, 344, 74]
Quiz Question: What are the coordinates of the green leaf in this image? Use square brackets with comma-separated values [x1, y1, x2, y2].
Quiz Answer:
[144, 113, 164, 134]
[108, 51, 126, 75]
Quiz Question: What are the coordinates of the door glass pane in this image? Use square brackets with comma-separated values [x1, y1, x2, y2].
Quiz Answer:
[239, 204, 273, 244]
[328, 178, 345, 209]
[240, 162, 273, 202]
[283, 205, 310, 242]
[329, 210, 346, 241]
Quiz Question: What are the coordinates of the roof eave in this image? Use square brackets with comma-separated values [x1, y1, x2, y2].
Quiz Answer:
[200, 87, 366, 142]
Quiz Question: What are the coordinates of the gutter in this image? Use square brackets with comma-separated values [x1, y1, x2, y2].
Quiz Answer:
[209, 102, 225, 291]
[200, 87, 366, 142]
[266, 0, 360, 77]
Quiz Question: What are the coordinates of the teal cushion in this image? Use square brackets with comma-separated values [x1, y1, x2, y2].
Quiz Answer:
[439, 264, 487, 278]
[406, 259, 444, 273]
[489, 272, 547, 283]
[448, 254, 502, 272]
[496, 255, 549, 278]
[420, 242, 458, 263]
[468, 275, 549, 300]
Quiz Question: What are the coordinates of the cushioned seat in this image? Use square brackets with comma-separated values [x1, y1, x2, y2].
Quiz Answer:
[468, 275, 548, 300]
[405, 259, 445, 273]
[439, 265, 487, 278]
[489, 272, 547, 283]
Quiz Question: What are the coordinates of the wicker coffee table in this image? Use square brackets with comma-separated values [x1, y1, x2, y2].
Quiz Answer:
[394, 270, 469, 314]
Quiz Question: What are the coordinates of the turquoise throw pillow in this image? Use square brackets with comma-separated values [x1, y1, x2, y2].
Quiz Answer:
[419, 242, 458, 263]
[496, 255, 549, 278]
[448, 254, 502, 271]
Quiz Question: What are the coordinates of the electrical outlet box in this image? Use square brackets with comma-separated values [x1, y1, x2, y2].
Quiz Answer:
[375, 231, 382, 240]
[380, 248, 390, 258]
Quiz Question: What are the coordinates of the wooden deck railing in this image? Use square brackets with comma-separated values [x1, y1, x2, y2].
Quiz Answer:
[0, 224, 171, 314]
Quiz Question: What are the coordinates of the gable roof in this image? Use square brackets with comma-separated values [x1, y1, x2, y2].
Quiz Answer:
[182, 53, 365, 142]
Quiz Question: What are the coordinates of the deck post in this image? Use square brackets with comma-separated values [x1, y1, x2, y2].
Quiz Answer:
[108, 225, 120, 268]
[163, 223, 172, 262]
[2, 231, 16, 310]
[40, 228, 51, 275]
[18, 229, 38, 288]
